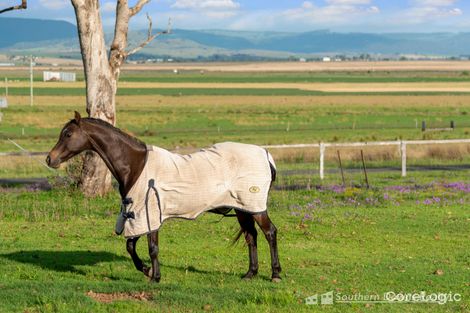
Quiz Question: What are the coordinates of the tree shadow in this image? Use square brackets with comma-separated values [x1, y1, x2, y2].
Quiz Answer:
[0, 250, 127, 275]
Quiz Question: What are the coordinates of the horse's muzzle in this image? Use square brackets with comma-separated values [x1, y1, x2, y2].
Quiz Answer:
[46, 154, 60, 169]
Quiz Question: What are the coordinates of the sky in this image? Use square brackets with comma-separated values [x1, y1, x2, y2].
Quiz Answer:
[1, 0, 469, 33]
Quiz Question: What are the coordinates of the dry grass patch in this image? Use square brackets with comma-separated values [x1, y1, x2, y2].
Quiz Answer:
[86, 290, 153, 303]
[411, 144, 470, 161]
[0, 155, 49, 174]
[268, 143, 470, 163]
[8, 94, 470, 109]
[8, 81, 470, 92]
[119, 60, 470, 72]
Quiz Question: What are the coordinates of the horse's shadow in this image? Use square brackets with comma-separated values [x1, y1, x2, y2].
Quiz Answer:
[0, 250, 126, 275]
[1, 250, 271, 281]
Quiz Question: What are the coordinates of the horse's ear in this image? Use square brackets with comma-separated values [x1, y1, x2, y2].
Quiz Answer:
[74, 111, 81, 124]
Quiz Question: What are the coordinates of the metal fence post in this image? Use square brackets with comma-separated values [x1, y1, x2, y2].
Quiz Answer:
[400, 140, 407, 177]
[320, 142, 325, 180]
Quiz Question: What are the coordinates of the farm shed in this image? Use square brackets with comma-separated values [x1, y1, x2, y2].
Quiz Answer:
[43, 71, 76, 82]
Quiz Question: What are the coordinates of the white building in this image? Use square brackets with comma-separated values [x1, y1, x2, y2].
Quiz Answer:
[43, 71, 76, 82]
[0, 97, 7, 108]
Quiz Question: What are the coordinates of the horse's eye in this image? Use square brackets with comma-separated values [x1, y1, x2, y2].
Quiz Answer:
[66, 132, 72, 138]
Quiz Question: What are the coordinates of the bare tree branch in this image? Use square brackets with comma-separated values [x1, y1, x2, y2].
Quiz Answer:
[129, 0, 150, 17]
[0, 0, 27, 14]
[126, 15, 171, 57]
[109, 0, 131, 73]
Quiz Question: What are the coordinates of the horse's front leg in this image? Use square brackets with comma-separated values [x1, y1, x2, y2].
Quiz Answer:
[147, 231, 161, 283]
[126, 236, 150, 276]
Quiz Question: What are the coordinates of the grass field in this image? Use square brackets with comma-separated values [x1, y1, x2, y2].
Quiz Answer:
[3, 70, 470, 83]
[0, 174, 469, 312]
[1, 67, 469, 312]
[1, 93, 469, 151]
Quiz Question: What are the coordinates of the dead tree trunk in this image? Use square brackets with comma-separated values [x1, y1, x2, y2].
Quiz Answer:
[71, 0, 168, 197]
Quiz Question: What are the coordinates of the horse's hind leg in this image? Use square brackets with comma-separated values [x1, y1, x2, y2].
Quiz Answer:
[147, 231, 161, 283]
[126, 236, 150, 276]
[253, 212, 282, 282]
[235, 210, 258, 279]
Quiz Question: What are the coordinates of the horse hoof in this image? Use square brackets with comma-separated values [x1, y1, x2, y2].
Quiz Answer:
[149, 277, 161, 283]
[143, 267, 151, 277]
[271, 277, 282, 283]
[242, 271, 257, 280]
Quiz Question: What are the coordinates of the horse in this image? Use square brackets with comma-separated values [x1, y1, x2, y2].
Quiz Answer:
[46, 111, 281, 283]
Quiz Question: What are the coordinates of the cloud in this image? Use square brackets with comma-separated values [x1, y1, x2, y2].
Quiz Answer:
[171, 0, 240, 10]
[282, 0, 380, 24]
[406, 6, 462, 20]
[404, 0, 462, 21]
[302, 1, 314, 10]
[412, 0, 457, 6]
[326, 0, 372, 4]
[170, 0, 240, 20]
[39, 0, 68, 10]
[101, 2, 116, 13]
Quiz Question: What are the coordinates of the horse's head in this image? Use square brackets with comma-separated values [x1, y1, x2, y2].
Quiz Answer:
[46, 111, 91, 168]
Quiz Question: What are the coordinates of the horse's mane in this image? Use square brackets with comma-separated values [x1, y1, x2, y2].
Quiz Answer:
[81, 117, 147, 148]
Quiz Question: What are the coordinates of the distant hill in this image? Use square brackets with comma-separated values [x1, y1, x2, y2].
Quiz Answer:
[0, 17, 77, 49]
[1, 17, 469, 59]
[159, 29, 470, 56]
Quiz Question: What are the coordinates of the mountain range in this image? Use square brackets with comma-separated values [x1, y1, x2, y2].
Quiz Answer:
[1, 17, 469, 60]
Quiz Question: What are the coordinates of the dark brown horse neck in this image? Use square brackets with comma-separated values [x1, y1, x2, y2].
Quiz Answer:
[81, 118, 148, 198]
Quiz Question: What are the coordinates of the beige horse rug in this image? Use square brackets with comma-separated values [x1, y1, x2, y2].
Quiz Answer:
[116, 142, 275, 238]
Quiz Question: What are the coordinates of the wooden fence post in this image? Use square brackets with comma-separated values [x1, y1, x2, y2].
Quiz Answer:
[337, 150, 345, 186]
[400, 140, 407, 177]
[360, 149, 370, 189]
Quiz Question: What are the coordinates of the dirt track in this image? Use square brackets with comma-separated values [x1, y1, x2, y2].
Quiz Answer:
[123, 61, 470, 72]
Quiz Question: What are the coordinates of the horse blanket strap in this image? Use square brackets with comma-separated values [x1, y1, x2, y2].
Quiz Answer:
[115, 197, 135, 235]
[117, 142, 275, 238]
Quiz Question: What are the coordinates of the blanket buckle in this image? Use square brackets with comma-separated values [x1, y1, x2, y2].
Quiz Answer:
[115, 197, 135, 235]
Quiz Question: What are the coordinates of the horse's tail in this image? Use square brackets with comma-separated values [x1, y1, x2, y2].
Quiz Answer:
[267, 150, 276, 183]
[232, 228, 244, 245]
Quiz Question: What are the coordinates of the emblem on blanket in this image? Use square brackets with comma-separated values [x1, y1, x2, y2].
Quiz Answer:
[249, 186, 261, 193]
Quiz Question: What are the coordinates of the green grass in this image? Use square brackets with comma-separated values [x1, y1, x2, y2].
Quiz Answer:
[1, 94, 470, 152]
[1, 70, 469, 312]
[3, 70, 470, 83]
[7, 87, 470, 97]
[1, 69, 469, 153]
[117, 71, 470, 83]
[0, 177, 468, 312]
